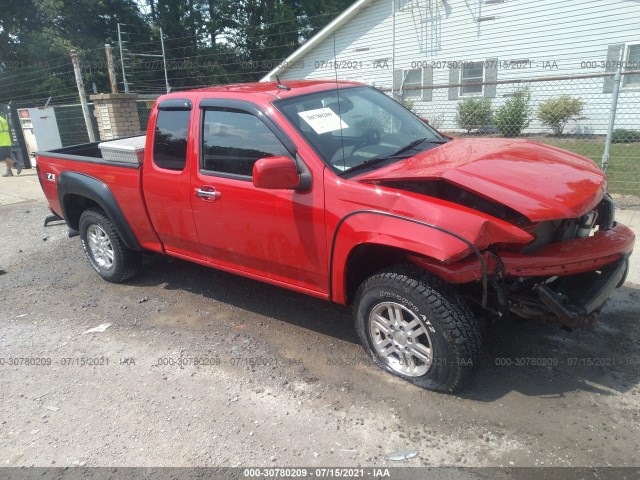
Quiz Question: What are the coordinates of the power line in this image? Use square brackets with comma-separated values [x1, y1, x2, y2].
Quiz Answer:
[104, 9, 344, 49]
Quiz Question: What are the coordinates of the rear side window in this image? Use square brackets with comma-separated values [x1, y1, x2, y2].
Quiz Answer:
[201, 109, 290, 177]
[153, 110, 190, 171]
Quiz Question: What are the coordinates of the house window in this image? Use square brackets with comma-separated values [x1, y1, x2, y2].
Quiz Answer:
[624, 43, 640, 87]
[403, 69, 422, 98]
[460, 62, 484, 95]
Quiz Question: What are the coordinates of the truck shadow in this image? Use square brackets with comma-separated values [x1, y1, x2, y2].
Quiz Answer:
[132, 255, 640, 401]
[134, 254, 357, 344]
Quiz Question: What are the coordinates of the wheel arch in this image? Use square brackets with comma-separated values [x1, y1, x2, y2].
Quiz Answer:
[330, 210, 489, 306]
[58, 171, 142, 251]
[344, 244, 419, 305]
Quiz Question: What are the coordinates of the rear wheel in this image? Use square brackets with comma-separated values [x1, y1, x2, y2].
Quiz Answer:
[79, 207, 142, 283]
[353, 265, 481, 393]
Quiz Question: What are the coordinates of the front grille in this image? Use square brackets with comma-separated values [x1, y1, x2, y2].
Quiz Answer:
[520, 196, 614, 254]
[520, 219, 579, 254]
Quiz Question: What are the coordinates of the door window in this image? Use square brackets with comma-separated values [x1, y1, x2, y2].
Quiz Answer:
[153, 110, 190, 171]
[201, 109, 290, 177]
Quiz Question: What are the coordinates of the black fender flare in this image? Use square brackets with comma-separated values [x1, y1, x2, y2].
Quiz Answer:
[57, 171, 142, 251]
[329, 210, 489, 308]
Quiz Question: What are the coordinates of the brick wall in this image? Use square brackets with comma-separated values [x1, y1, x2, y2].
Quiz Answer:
[90, 93, 142, 140]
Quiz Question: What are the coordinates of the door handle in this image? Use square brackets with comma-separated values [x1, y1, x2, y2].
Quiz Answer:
[195, 187, 221, 201]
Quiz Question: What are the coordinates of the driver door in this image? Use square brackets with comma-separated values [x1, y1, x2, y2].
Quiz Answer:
[190, 101, 328, 295]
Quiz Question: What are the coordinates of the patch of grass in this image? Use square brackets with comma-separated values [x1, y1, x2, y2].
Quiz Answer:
[530, 137, 640, 197]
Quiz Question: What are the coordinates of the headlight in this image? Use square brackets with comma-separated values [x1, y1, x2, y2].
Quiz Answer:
[577, 211, 597, 238]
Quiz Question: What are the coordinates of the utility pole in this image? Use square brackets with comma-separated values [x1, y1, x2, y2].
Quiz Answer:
[160, 27, 171, 94]
[105, 44, 118, 94]
[70, 49, 96, 143]
[117, 23, 130, 93]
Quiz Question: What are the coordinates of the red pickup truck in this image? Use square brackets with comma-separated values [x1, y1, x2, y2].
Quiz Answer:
[37, 80, 635, 392]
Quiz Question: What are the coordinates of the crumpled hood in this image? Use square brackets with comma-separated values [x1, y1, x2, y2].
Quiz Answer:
[355, 138, 606, 222]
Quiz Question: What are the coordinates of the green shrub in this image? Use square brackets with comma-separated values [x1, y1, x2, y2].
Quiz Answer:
[494, 88, 532, 137]
[537, 95, 584, 135]
[611, 129, 640, 144]
[402, 98, 415, 112]
[455, 97, 493, 133]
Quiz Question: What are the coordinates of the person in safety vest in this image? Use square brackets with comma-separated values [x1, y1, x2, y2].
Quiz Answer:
[1, 113, 21, 177]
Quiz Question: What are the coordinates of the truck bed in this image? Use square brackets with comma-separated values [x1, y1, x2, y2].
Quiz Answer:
[36, 139, 162, 252]
[44, 141, 106, 162]
[39, 136, 145, 166]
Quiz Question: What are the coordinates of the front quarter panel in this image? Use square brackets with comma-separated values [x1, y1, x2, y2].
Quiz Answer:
[325, 172, 533, 304]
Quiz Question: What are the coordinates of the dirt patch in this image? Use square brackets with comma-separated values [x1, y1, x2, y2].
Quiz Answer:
[1, 199, 639, 467]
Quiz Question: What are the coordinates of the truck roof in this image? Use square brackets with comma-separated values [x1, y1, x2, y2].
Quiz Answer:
[165, 80, 363, 101]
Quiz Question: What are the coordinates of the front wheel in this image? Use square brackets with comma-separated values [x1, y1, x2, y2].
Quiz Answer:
[353, 266, 482, 393]
[79, 207, 142, 283]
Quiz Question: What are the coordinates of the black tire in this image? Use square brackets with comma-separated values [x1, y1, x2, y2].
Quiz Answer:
[79, 207, 142, 283]
[353, 265, 481, 393]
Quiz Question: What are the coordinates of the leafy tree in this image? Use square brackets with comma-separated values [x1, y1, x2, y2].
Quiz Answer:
[0, 0, 150, 103]
[0, 0, 355, 102]
[303, 0, 354, 35]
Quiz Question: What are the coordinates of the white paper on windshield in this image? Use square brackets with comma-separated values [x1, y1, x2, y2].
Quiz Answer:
[298, 108, 348, 134]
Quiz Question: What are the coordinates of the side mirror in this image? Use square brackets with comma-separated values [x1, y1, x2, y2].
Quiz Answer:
[253, 156, 300, 190]
[420, 117, 430, 124]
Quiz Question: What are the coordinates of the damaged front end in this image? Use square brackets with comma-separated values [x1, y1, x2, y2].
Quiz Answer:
[409, 196, 635, 329]
[363, 139, 634, 328]
[495, 194, 633, 328]
[506, 255, 629, 328]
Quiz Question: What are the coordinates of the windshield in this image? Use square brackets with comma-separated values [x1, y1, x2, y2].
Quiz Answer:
[275, 86, 446, 175]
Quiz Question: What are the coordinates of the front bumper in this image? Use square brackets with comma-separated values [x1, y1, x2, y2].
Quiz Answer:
[511, 255, 629, 327]
[410, 222, 635, 327]
[498, 223, 634, 278]
[412, 222, 635, 283]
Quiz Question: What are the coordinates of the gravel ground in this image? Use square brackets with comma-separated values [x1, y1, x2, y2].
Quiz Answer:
[1, 198, 639, 468]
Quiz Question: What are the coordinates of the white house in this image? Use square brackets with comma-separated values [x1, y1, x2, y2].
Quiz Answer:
[262, 0, 640, 134]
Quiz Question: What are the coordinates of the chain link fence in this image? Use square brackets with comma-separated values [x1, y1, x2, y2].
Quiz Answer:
[136, 99, 155, 131]
[52, 103, 99, 146]
[23, 73, 640, 199]
[395, 72, 640, 197]
[48, 98, 155, 147]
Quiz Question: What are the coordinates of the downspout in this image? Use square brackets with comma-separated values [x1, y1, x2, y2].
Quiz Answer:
[392, 0, 396, 97]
